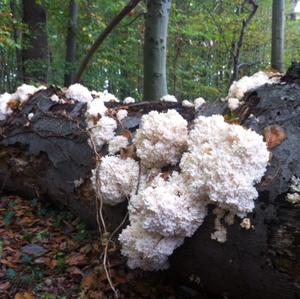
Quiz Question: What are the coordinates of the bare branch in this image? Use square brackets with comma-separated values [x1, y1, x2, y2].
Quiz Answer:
[75, 0, 142, 82]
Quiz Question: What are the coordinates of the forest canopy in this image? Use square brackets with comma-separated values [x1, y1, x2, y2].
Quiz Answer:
[0, 0, 299, 101]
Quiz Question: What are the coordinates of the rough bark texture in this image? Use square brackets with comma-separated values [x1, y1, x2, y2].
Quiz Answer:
[1, 64, 300, 298]
[271, 0, 285, 72]
[143, 0, 171, 101]
[22, 0, 50, 83]
[64, 0, 78, 87]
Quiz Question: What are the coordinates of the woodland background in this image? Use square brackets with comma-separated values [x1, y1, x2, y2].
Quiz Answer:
[0, 0, 299, 101]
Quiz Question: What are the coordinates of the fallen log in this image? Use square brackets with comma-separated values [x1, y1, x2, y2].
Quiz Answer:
[0, 65, 300, 299]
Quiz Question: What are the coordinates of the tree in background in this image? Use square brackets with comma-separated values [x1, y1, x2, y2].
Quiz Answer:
[64, 0, 78, 86]
[22, 0, 50, 83]
[271, 0, 285, 72]
[143, 0, 171, 101]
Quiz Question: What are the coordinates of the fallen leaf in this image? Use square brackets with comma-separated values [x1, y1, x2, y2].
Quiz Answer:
[66, 253, 87, 266]
[264, 125, 287, 150]
[120, 130, 132, 139]
[14, 292, 35, 299]
[81, 272, 97, 289]
[66, 266, 83, 279]
[0, 281, 10, 291]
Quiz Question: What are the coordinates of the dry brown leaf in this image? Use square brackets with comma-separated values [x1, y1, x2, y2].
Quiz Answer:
[120, 129, 132, 139]
[0, 281, 10, 291]
[264, 125, 287, 150]
[120, 144, 137, 160]
[66, 266, 84, 278]
[66, 253, 87, 266]
[81, 272, 97, 289]
[14, 292, 35, 299]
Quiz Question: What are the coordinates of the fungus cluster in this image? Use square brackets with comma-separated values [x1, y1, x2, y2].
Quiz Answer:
[226, 71, 277, 111]
[112, 111, 268, 270]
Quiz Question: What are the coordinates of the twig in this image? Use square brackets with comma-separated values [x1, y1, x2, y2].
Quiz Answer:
[75, 0, 142, 82]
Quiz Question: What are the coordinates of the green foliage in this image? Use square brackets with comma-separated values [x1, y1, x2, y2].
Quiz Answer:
[0, 0, 299, 99]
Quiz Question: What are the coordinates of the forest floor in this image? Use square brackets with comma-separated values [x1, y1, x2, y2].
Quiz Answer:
[0, 195, 211, 299]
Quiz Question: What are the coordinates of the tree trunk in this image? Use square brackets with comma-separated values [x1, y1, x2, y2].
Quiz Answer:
[10, 0, 23, 84]
[271, 0, 285, 72]
[64, 0, 78, 87]
[21, 0, 50, 84]
[1, 64, 300, 299]
[143, 0, 171, 101]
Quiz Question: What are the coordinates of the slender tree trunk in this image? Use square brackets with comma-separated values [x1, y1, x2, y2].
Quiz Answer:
[271, 0, 285, 72]
[143, 0, 171, 101]
[290, 0, 297, 20]
[10, 0, 23, 84]
[64, 0, 78, 87]
[22, 0, 50, 84]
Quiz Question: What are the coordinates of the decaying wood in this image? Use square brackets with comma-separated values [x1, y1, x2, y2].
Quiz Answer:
[1, 64, 300, 299]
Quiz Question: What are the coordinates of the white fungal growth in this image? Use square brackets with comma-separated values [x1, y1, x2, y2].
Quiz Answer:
[28, 113, 34, 121]
[0, 93, 13, 121]
[116, 109, 128, 122]
[160, 94, 177, 102]
[102, 92, 119, 102]
[90, 116, 117, 149]
[118, 221, 184, 271]
[11, 84, 39, 103]
[182, 100, 194, 108]
[65, 83, 93, 103]
[86, 98, 107, 119]
[129, 172, 207, 237]
[123, 97, 135, 104]
[227, 98, 240, 111]
[210, 207, 227, 243]
[227, 71, 272, 100]
[108, 135, 129, 155]
[91, 156, 139, 205]
[194, 97, 206, 110]
[134, 109, 188, 168]
[180, 115, 269, 216]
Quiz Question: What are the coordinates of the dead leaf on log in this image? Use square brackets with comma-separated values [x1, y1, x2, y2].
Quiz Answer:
[14, 292, 35, 299]
[264, 125, 287, 150]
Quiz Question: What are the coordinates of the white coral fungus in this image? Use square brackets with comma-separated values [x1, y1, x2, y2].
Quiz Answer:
[90, 116, 117, 148]
[0, 93, 13, 121]
[123, 97, 135, 104]
[108, 135, 129, 155]
[227, 71, 273, 100]
[65, 83, 93, 103]
[119, 221, 184, 271]
[116, 109, 128, 122]
[134, 109, 188, 168]
[160, 94, 177, 102]
[182, 100, 194, 108]
[180, 115, 269, 216]
[91, 156, 139, 205]
[227, 97, 240, 111]
[194, 97, 206, 110]
[86, 98, 107, 119]
[11, 84, 39, 103]
[129, 172, 207, 237]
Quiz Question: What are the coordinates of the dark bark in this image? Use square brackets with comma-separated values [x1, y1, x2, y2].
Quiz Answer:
[21, 0, 50, 84]
[143, 0, 171, 101]
[75, 0, 142, 83]
[64, 0, 78, 87]
[1, 64, 300, 299]
[271, 0, 285, 72]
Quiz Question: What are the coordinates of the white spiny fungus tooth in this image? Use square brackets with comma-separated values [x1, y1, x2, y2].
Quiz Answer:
[91, 156, 139, 206]
[65, 83, 93, 103]
[160, 94, 177, 102]
[134, 109, 188, 168]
